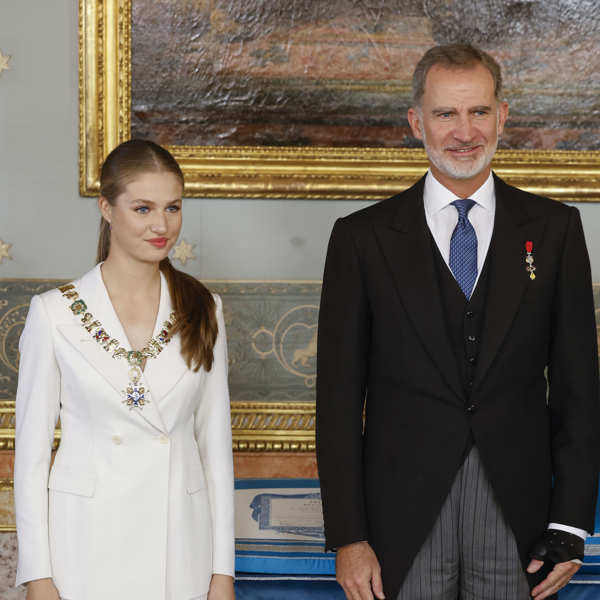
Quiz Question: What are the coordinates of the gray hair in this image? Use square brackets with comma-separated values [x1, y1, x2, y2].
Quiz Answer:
[412, 43, 503, 106]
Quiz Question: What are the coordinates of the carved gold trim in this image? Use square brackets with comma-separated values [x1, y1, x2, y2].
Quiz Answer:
[0, 399, 17, 451]
[0, 400, 314, 452]
[79, 0, 600, 201]
[0, 478, 14, 532]
[231, 402, 315, 452]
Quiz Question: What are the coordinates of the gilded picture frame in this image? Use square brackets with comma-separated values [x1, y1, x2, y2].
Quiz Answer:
[80, 0, 600, 201]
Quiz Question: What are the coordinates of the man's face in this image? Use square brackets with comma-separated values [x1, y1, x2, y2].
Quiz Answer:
[407, 63, 508, 191]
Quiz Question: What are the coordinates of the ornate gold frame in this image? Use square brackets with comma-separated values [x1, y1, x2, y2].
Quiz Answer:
[80, 0, 600, 201]
[0, 399, 315, 453]
[0, 479, 14, 532]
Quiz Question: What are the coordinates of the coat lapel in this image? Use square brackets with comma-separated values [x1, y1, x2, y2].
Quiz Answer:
[373, 179, 465, 404]
[56, 265, 130, 399]
[56, 265, 173, 434]
[56, 321, 125, 397]
[142, 272, 189, 408]
[473, 175, 546, 390]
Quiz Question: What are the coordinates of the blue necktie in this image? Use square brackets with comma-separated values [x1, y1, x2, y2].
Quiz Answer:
[449, 199, 478, 299]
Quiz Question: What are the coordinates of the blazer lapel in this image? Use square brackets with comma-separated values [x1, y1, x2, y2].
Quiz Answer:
[57, 265, 169, 434]
[142, 272, 189, 409]
[373, 179, 465, 404]
[57, 265, 130, 399]
[56, 322, 125, 397]
[473, 175, 546, 390]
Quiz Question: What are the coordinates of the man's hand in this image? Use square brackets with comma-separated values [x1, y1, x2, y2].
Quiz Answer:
[336, 541, 385, 600]
[207, 573, 235, 600]
[527, 559, 581, 599]
[26, 578, 60, 600]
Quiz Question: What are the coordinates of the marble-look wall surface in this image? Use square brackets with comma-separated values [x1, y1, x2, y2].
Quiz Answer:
[0, 533, 22, 599]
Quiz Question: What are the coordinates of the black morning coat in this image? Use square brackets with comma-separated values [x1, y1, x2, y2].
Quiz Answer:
[316, 173, 600, 598]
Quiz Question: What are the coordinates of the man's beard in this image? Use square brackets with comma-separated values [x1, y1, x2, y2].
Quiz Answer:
[422, 128, 498, 181]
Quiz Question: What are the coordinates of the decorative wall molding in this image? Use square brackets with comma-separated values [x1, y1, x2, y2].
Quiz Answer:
[231, 402, 315, 452]
[0, 50, 10, 77]
[0, 241, 12, 265]
[171, 238, 197, 266]
[0, 477, 14, 532]
[0, 399, 314, 452]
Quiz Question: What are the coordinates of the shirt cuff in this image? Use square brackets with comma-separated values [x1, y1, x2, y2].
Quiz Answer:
[548, 523, 589, 541]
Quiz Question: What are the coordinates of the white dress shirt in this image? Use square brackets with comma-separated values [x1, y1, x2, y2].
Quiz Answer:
[422, 170, 588, 543]
[424, 170, 495, 292]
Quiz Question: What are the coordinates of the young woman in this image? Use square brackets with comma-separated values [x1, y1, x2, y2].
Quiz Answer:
[14, 140, 235, 600]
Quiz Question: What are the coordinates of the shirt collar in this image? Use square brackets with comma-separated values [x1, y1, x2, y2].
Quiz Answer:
[423, 170, 495, 217]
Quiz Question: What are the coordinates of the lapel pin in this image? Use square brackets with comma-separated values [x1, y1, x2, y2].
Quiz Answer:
[525, 240, 536, 280]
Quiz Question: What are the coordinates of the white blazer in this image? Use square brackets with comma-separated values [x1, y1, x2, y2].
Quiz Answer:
[14, 265, 235, 600]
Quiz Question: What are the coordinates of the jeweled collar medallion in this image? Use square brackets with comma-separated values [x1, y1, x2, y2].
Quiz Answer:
[58, 283, 176, 410]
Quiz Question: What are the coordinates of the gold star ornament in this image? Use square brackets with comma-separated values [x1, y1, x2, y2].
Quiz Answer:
[172, 239, 197, 266]
[0, 240, 12, 264]
[0, 50, 11, 77]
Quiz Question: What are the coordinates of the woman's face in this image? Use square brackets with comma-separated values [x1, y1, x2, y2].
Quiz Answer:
[99, 170, 183, 265]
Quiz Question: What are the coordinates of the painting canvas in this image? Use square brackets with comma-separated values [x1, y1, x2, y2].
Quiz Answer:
[131, 0, 600, 151]
[79, 0, 600, 199]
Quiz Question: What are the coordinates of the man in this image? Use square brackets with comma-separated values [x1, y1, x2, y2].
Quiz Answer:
[316, 44, 600, 600]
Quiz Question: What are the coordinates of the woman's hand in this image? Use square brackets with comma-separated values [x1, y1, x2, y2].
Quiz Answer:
[207, 573, 235, 600]
[26, 578, 60, 600]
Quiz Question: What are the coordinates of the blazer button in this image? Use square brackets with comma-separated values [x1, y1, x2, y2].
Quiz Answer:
[468, 356, 476, 364]
[112, 435, 123, 445]
[465, 311, 475, 319]
[158, 434, 169, 444]
[466, 404, 477, 414]
[467, 335, 476, 342]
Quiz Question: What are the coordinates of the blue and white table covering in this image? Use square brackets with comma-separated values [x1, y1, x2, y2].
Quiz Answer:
[234, 478, 600, 598]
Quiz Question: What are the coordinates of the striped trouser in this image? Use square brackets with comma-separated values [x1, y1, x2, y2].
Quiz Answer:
[397, 446, 532, 600]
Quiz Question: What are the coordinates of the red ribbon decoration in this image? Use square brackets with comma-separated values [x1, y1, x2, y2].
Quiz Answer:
[526, 240, 533, 253]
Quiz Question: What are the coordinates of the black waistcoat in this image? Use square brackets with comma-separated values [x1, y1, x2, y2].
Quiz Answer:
[430, 237, 491, 400]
